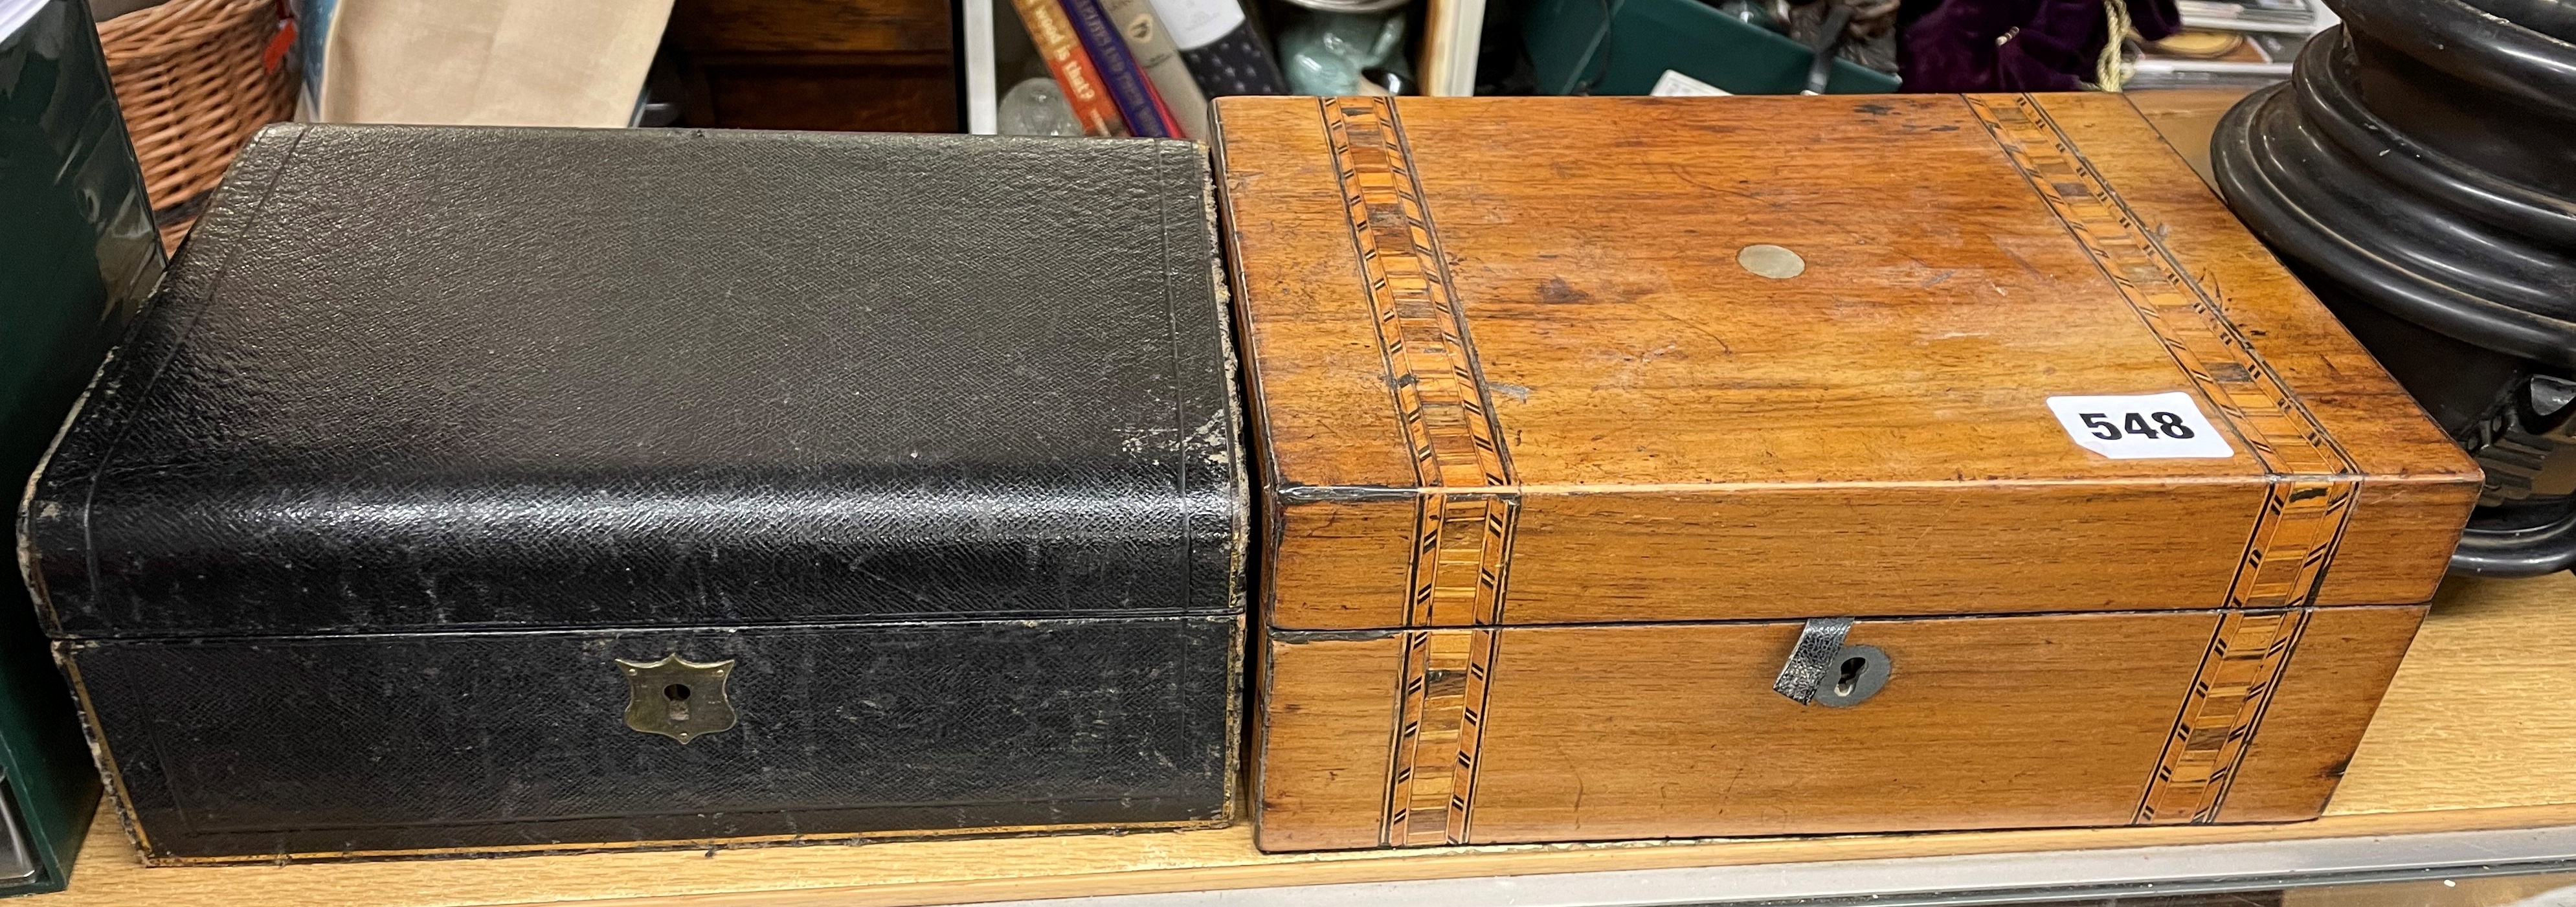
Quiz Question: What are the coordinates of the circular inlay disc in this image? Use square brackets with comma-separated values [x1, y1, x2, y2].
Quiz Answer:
[1738, 243, 1806, 279]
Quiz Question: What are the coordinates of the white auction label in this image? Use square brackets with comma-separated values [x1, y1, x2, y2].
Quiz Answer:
[1650, 70, 1732, 96]
[2045, 392, 2235, 460]
[1142, 0, 1244, 50]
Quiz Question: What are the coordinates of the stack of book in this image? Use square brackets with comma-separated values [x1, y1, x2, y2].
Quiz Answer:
[1006, 0, 1490, 136]
[2127, 0, 2338, 89]
[1008, 0, 1290, 139]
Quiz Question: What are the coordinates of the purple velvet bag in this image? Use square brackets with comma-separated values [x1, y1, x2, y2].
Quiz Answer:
[1901, 0, 2181, 91]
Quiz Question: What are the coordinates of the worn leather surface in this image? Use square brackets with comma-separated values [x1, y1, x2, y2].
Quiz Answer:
[16, 124, 1244, 855]
[67, 615, 1240, 857]
[21, 123, 1244, 637]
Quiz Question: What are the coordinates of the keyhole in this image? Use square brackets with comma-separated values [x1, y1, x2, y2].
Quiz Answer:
[1833, 656, 1866, 698]
[1810, 644, 1888, 708]
[664, 683, 691, 721]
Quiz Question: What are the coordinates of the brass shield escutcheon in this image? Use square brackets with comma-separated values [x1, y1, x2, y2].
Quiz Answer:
[617, 655, 737, 744]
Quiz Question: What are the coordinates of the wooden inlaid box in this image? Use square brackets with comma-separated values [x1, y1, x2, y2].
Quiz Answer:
[1211, 93, 2485, 852]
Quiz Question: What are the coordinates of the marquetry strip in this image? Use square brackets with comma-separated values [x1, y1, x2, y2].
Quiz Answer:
[1324, 95, 1518, 632]
[1407, 494, 1519, 627]
[1971, 95, 2358, 822]
[1325, 96, 1515, 847]
[2136, 609, 2311, 823]
[1323, 95, 1510, 495]
[2230, 479, 2359, 609]
[1382, 500, 1512, 846]
[1380, 627, 1500, 846]
[1967, 95, 2360, 610]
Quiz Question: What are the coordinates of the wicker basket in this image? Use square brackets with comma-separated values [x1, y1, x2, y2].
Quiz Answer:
[98, 0, 296, 253]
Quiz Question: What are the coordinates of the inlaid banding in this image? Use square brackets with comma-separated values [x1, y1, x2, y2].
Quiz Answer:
[2136, 609, 2311, 823]
[1969, 94, 2358, 825]
[1325, 96, 1514, 847]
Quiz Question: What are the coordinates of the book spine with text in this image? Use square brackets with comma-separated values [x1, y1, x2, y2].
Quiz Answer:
[1060, 0, 1182, 139]
[1009, 0, 1130, 137]
[1100, 0, 1212, 139]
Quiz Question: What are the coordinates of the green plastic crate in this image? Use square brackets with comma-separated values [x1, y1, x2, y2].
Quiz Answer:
[0, 0, 161, 894]
[1526, 0, 1901, 95]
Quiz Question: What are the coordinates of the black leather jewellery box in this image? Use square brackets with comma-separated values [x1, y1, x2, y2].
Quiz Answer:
[16, 124, 1247, 862]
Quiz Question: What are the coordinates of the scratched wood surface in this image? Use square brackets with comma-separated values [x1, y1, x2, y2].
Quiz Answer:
[18, 572, 2571, 906]
[1259, 606, 2425, 849]
[1217, 93, 2479, 631]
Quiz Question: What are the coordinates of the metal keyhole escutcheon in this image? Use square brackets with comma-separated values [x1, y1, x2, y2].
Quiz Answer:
[1772, 618, 1893, 708]
[618, 655, 737, 744]
[1811, 645, 1891, 708]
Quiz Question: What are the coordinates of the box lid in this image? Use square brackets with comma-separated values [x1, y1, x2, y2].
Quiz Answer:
[20, 124, 1245, 639]
[1215, 94, 2481, 631]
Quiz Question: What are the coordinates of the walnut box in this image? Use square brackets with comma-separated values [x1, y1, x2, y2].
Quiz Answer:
[1211, 93, 2482, 851]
